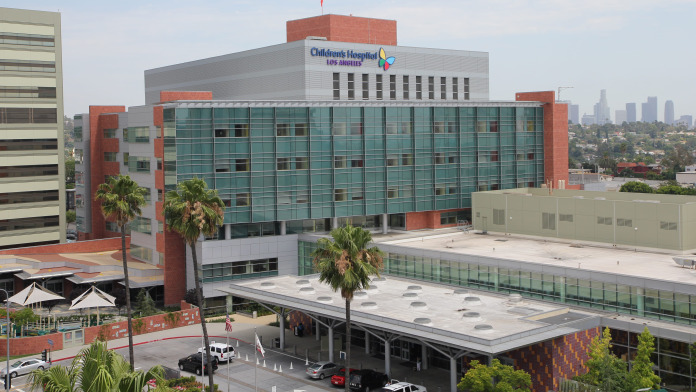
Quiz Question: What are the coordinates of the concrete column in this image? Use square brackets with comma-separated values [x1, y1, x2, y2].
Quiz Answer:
[328, 326, 334, 362]
[421, 344, 428, 370]
[385, 341, 391, 378]
[280, 221, 286, 235]
[332, 217, 338, 229]
[558, 276, 566, 303]
[382, 213, 388, 234]
[279, 310, 285, 350]
[450, 356, 457, 392]
[365, 333, 370, 354]
[636, 287, 645, 316]
[224, 224, 231, 240]
[225, 295, 233, 314]
[316, 320, 321, 341]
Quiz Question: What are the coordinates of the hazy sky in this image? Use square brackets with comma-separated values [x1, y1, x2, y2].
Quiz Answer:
[4, 0, 695, 121]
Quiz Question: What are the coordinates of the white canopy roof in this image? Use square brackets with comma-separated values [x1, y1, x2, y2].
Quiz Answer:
[7, 282, 64, 306]
[69, 286, 116, 310]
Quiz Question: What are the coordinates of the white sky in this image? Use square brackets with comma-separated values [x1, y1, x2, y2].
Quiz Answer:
[4, 0, 695, 122]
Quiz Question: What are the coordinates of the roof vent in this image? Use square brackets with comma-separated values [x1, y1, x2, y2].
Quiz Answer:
[410, 301, 427, 310]
[299, 287, 315, 295]
[474, 324, 493, 332]
[372, 277, 387, 283]
[365, 285, 380, 293]
[413, 317, 432, 326]
[402, 292, 419, 299]
[361, 301, 378, 309]
[461, 312, 482, 321]
[260, 282, 276, 289]
[296, 279, 311, 287]
[453, 289, 469, 297]
[509, 294, 523, 303]
[317, 296, 333, 304]
[354, 291, 368, 299]
[464, 296, 482, 306]
[407, 285, 423, 292]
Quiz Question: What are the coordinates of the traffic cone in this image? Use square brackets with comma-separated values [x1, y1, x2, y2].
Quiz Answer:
[263, 360, 267, 368]
[246, 354, 249, 361]
[256, 358, 260, 365]
[236, 340, 239, 347]
[274, 363, 277, 371]
[279, 365, 283, 373]
[305, 357, 308, 365]
[290, 362, 293, 370]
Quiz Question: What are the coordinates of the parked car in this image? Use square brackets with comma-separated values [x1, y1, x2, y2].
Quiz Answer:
[349, 369, 389, 391]
[177, 353, 218, 375]
[198, 341, 235, 362]
[0, 358, 48, 378]
[331, 367, 359, 387]
[380, 381, 428, 392]
[306, 361, 339, 379]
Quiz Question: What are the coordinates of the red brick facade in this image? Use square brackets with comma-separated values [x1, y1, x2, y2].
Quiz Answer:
[515, 91, 569, 188]
[405, 208, 469, 231]
[503, 327, 600, 392]
[287, 14, 397, 46]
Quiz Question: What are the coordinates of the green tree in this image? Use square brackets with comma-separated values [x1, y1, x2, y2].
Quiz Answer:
[163, 177, 224, 389]
[66, 210, 76, 228]
[135, 289, 157, 317]
[65, 158, 75, 185]
[29, 340, 165, 392]
[457, 359, 531, 392]
[580, 328, 627, 392]
[94, 174, 147, 370]
[312, 224, 384, 392]
[627, 327, 660, 391]
[619, 181, 653, 194]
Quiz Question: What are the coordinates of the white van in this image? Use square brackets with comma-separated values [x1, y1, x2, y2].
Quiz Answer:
[198, 341, 236, 362]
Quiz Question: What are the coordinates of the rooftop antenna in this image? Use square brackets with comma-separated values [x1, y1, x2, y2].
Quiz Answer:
[557, 86, 573, 101]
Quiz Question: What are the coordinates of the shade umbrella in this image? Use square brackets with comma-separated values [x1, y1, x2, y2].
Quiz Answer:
[7, 282, 64, 306]
[69, 286, 116, 325]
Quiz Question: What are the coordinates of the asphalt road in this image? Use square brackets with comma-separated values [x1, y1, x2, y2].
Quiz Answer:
[7, 337, 337, 392]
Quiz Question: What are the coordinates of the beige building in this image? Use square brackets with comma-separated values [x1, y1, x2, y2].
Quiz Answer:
[472, 188, 696, 252]
[0, 7, 65, 249]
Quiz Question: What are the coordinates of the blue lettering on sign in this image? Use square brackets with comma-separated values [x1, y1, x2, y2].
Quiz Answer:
[311, 47, 379, 67]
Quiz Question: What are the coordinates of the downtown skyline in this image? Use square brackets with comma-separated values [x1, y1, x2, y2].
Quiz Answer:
[1, 0, 694, 119]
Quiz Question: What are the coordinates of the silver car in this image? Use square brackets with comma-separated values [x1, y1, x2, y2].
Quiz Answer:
[0, 358, 49, 378]
[306, 361, 339, 379]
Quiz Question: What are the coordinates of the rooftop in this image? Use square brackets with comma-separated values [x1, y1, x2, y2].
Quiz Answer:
[221, 274, 598, 355]
[481, 187, 696, 205]
[370, 230, 696, 294]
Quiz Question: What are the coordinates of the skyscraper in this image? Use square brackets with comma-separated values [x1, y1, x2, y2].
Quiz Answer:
[642, 96, 657, 123]
[593, 89, 610, 125]
[0, 7, 65, 249]
[615, 110, 627, 125]
[665, 100, 674, 125]
[626, 103, 637, 123]
[569, 104, 579, 124]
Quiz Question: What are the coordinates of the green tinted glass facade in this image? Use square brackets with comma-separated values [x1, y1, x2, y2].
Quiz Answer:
[165, 104, 544, 224]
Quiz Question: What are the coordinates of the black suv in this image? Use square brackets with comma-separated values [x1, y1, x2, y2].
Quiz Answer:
[349, 369, 389, 391]
[178, 353, 218, 375]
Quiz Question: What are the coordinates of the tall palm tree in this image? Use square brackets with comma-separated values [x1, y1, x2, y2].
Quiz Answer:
[163, 177, 224, 389]
[28, 340, 165, 392]
[312, 224, 384, 392]
[94, 174, 146, 370]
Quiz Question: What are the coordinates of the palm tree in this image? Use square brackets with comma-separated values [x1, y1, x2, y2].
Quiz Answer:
[28, 340, 165, 392]
[163, 177, 224, 389]
[312, 224, 384, 392]
[94, 174, 146, 370]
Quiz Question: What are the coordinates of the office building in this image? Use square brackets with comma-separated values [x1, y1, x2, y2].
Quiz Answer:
[665, 100, 675, 125]
[642, 96, 657, 123]
[625, 102, 636, 123]
[615, 109, 626, 125]
[0, 7, 65, 249]
[568, 103, 579, 124]
[581, 113, 595, 126]
[593, 89, 610, 125]
[676, 115, 693, 129]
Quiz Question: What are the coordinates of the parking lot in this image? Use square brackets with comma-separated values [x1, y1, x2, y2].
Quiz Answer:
[5, 315, 448, 391]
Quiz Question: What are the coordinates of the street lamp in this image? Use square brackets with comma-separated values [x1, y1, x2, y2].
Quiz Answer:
[0, 289, 9, 392]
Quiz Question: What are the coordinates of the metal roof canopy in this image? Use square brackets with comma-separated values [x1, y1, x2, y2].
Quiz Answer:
[218, 275, 600, 356]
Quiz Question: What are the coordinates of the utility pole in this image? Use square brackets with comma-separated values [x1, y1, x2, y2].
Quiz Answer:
[557, 86, 574, 101]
